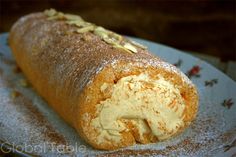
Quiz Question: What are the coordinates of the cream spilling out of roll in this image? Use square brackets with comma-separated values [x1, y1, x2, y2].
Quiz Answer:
[9, 9, 198, 150]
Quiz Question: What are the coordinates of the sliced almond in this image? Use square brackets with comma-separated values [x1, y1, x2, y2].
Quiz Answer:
[44, 8, 57, 17]
[47, 12, 65, 20]
[57, 12, 64, 17]
[66, 20, 80, 25]
[64, 14, 83, 21]
[130, 40, 147, 49]
[47, 16, 58, 20]
[102, 37, 115, 45]
[94, 27, 109, 39]
[94, 26, 107, 32]
[113, 44, 133, 54]
[43, 9, 142, 55]
[77, 22, 92, 27]
[123, 43, 137, 53]
[110, 32, 122, 43]
[76, 25, 95, 33]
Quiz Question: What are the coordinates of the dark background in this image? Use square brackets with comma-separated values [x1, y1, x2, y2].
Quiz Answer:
[0, 0, 235, 61]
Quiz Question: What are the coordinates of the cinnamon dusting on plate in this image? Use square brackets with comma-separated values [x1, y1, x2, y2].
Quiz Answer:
[11, 94, 67, 146]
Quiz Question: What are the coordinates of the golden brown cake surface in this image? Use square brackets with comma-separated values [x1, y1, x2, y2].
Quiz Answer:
[9, 9, 198, 150]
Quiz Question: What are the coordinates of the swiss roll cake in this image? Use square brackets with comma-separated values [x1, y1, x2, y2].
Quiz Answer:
[9, 9, 198, 150]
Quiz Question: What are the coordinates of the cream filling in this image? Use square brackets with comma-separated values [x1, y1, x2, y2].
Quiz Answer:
[91, 73, 185, 144]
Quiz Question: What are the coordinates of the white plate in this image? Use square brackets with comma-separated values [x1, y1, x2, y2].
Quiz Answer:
[0, 33, 235, 157]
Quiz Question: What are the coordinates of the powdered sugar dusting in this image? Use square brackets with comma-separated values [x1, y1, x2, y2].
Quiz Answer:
[10, 13, 193, 95]
[0, 11, 235, 156]
[1, 31, 235, 156]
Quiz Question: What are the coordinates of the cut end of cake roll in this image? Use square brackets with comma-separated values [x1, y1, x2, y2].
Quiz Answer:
[92, 73, 185, 142]
[77, 61, 198, 150]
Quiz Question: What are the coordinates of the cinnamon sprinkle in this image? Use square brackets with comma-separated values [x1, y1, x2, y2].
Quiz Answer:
[11, 94, 67, 146]
[13, 65, 22, 73]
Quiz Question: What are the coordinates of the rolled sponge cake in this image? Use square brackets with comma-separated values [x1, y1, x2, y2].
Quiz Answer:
[9, 9, 198, 150]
